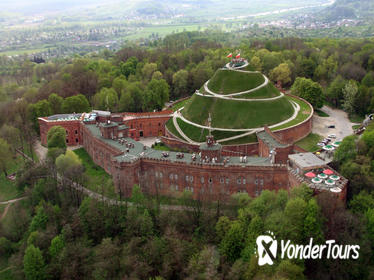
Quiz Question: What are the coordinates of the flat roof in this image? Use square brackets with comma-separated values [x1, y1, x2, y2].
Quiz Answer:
[46, 113, 82, 121]
[257, 130, 289, 149]
[85, 124, 272, 166]
[289, 152, 326, 169]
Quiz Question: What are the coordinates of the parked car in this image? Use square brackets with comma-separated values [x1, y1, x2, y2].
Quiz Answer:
[328, 134, 337, 139]
[328, 125, 335, 128]
[317, 143, 325, 147]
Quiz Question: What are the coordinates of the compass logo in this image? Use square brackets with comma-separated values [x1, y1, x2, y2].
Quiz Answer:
[256, 231, 277, 266]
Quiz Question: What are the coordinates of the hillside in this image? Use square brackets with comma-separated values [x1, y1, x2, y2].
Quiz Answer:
[320, 0, 374, 21]
[168, 65, 312, 144]
[182, 94, 294, 129]
[207, 70, 265, 95]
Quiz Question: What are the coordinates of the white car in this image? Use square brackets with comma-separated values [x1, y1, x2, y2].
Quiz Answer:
[317, 143, 325, 147]
[327, 134, 337, 139]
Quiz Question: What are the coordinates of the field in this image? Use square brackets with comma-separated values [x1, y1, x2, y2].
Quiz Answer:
[182, 94, 295, 129]
[73, 148, 117, 199]
[295, 133, 323, 152]
[207, 70, 265, 94]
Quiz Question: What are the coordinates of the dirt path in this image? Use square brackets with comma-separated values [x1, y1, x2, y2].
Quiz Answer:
[34, 141, 47, 161]
[0, 204, 10, 220]
[0, 197, 26, 221]
[312, 106, 358, 140]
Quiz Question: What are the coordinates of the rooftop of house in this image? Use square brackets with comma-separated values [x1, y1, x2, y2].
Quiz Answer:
[84, 124, 273, 166]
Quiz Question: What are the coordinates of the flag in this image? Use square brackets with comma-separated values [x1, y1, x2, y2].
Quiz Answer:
[235, 53, 241, 59]
[227, 53, 232, 58]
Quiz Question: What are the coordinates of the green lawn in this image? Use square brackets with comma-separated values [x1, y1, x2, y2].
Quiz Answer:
[315, 109, 329, 117]
[170, 98, 191, 112]
[73, 148, 117, 199]
[0, 156, 24, 202]
[238, 83, 281, 99]
[295, 133, 323, 152]
[271, 96, 312, 131]
[182, 94, 294, 129]
[166, 119, 187, 141]
[176, 118, 252, 142]
[349, 114, 364, 123]
[207, 69, 265, 94]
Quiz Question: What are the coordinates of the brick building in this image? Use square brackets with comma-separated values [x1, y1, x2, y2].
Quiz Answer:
[39, 107, 347, 201]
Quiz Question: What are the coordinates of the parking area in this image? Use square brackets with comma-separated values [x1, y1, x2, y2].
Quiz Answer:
[312, 106, 358, 140]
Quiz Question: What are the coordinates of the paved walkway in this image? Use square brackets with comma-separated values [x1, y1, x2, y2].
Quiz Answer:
[174, 101, 299, 133]
[203, 74, 270, 98]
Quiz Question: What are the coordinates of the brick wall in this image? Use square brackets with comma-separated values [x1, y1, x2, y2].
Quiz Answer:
[38, 118, 82, 146]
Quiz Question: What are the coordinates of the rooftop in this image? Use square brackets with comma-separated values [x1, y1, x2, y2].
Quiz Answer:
[288, 152, 326, 170]
[85, 124, 272, 166]
[46, 113, 82, 121]
[257, 130, 289, 149]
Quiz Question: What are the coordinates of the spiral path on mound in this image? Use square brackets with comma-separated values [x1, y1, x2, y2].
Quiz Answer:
[173, 63, 300, 144]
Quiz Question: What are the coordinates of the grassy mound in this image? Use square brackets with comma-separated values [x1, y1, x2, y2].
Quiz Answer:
[207, 69, 264, 94]
[176, 118, 246, 142]
[182, 94, 294, 129]
[236, 82, 281, 99]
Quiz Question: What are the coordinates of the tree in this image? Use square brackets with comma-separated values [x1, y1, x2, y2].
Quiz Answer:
[48, 93, 63, 114]
[219, 221, 245, 263]
[298, 57, 316, 79]
[326, 76, 346, 107]
[334, 135, 357, 164]
[0, 137, 12, 176]
[24, 245, 46, 280]
[142, 63, 158, 81]
[119, 91, 134, 112]
[92, 88, 119, 111]
[270, 63, 291, 86]
[291, 77, 324, 108]
[29, 99, 52, 131]
[303, 199, 323, 243]
[152, 71, 163, 80]
[342, 80, 358, 114]
[0, 124, 21, 156]
[275, 260, 305, 280]
[55, 150, 83, 176]
[250, 56, 262, 71]
[61, 94, 90, 113]
[120, 57, 138, 78]
[47, 126, 66, 150]
[29, 204, 48, 232]
[172, 69, 188, 98]
[144, 79, 170, 111]
[283, 198, 307, 243]
[49, 235, 65, 259]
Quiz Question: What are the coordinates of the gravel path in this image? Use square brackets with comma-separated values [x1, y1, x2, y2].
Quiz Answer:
[312, 106, 357, 140]
[203, 74, 270, 97]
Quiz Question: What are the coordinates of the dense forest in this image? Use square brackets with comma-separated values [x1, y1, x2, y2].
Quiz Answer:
[1, 32, 374, 279]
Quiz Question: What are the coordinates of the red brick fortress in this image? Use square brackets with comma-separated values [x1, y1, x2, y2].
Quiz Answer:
[38, 105, 347, 201]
